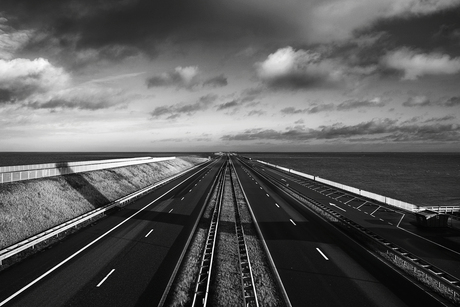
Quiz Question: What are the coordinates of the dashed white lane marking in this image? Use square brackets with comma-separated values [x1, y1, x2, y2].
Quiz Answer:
[195, 184, 197, 186]
[260, 187, 263, 189]
[168, 209, 174, 213]
[290, 219, 296, 226]
[97, 269, 115, 287]
[181, 197, 184, 201]
[364, 212, 368, 214]
[388, 222, 393, 225]
[189, 189, 192, 192]
[316, 248, 329, 260]
[281, 178, 286, 182]
[275, 203, 280, 208]
[145, 229, 154, 237]
[266, 194, 269, 197]
[379, 218, 384, 221]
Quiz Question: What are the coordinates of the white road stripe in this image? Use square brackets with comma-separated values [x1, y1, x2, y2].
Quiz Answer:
[329, 203, 346, 212]
[275, 203, 280, 208]
[96, 269, 115, 287]
[290, 219, 296, 226]
[316, 248, 329, 260]
[370, 206, 381, 216]
[145, 229, 154, 237]
[181, 197, 184, 201]
[168, 209, 174, 213]
[266, 194, 269, 197]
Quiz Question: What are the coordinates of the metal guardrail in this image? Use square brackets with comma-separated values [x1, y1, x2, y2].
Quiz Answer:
[192, 162, 227, 307]
[228, 160, 259, 307]
[255, 159, 460, 214]
[0, 160, 207, 266]
[0, 157, 176, 184]
[248, 162, 460, 304]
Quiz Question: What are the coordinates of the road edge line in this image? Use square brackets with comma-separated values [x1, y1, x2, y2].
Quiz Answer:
[233, 159, 292, 307]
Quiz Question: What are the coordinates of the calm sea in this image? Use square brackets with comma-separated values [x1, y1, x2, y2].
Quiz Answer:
[1, 152, 458, 208]
[241, 152, 460, 208]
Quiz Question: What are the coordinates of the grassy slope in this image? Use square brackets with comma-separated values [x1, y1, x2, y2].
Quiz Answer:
[0, 157, 206, 249]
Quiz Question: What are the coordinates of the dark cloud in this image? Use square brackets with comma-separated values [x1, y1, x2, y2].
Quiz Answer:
[221, 119, 460, 143]
[2, 0, 296, 66]
[217, 100, 238, 110]
[146, 67, 227, 90]
[403, 96, 432, 107]
[203, 74, 227, 88]
[150, 93, 217, 119]
[280, 107, 306, 114]
[403, 96, 460, 108]
[443, 96, 460, 107]
[337, 99, 386, 110]
[247, 110, 265, 116]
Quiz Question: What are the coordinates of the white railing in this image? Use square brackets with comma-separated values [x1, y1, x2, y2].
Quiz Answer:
[0, 157, 176, 184]
[256, 160, 459, 213]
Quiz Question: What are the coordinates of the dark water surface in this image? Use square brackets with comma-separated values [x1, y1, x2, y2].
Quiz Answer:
[241, 152, 460, 208]
[1, 152, 458, 208]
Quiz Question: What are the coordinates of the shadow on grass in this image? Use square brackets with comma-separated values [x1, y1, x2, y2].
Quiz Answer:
[56, 162, 110, 209]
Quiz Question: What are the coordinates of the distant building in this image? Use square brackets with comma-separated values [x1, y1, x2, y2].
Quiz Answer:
[415, 210, 449, 228]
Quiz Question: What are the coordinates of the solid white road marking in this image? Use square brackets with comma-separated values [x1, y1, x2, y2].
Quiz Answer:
[370, 206, 380, 217]
[96, 269, 115, 287]
[290, 219, 296, 226]
[316, 248, 329, 260]
[329, 203, 346, 212]
[145, 229, 154, 237]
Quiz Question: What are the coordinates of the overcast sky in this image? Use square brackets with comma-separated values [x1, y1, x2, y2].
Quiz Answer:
[1, 0, 459, 152]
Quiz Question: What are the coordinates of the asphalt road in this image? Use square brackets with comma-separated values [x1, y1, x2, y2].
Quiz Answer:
[0, 155, 452, 307]
[232, 156, 446, 307]
[0, 158, 224, 307]
[249, 159, 460, 281]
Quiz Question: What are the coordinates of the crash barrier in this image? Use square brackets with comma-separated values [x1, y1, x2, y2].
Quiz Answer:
[0, 157, 176, 184]
[247, 162, 460, 304]
[0, 159, 210, 266]
[256, 160, 460, 213]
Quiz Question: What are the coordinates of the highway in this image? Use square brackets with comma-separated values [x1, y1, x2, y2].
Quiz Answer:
[232, 156, 446, 307]
[247, 158, 460, 280]
[0, 155, 452, 306]
[0, 158, 224, 307]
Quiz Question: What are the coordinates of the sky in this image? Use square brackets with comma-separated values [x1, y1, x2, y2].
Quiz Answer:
[1, 0, 460, 152]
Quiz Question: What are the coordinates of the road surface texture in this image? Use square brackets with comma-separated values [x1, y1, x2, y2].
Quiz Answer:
[0, 155, 453, 306]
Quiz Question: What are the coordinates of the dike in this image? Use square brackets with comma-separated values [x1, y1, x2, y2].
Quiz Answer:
[0, 156, 206, 250]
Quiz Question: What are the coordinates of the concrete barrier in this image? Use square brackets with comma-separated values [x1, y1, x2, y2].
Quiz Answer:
[255, 159, 455, 213]
[0, 157, 175, 184]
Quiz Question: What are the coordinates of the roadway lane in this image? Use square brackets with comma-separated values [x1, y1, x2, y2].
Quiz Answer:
[0, 158, 224, 307]
[233, 157, 445, 307]
[252, 161, 460, 280]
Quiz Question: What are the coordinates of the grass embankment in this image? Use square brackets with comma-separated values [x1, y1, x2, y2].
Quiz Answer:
[0, 156, 206, 250]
